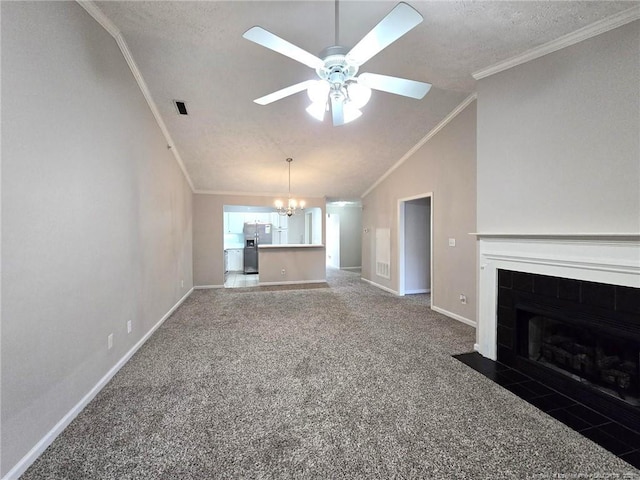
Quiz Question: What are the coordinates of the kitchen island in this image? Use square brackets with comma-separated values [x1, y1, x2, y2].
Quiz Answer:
[258, 244, 326, 285]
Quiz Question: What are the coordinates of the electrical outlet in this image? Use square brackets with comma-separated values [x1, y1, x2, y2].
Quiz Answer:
[459, 294, 467, 304]
[108, 333, 114, 350]
[281, 268, 286, 276]
[449, 238, 456, 247]
[127, 320, 132, 334]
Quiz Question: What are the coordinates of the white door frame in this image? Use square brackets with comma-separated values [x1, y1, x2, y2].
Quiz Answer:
[326, 212, 340, 268]
[398, 193, 433, 297]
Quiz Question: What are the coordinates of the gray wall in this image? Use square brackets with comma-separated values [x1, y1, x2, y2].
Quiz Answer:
[326, 205, 363, 269]
[361, 101, 477, 322]
[194, 194, 325, 286]
[1, 3, 193, 476]
[477, 21, 640, 234]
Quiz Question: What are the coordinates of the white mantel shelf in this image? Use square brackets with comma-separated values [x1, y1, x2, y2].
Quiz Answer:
[259, 244, 325, 248]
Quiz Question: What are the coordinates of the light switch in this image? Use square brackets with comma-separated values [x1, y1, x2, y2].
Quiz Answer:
[448, 238, 456, 247]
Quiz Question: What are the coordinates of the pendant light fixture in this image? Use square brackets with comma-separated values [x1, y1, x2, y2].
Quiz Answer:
[275, 158, 305, 216]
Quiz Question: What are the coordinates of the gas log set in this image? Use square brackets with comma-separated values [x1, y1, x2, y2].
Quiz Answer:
[533, 317, 638, 402]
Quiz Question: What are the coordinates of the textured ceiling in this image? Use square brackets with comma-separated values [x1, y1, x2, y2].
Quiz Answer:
[95, 1, 635, 200]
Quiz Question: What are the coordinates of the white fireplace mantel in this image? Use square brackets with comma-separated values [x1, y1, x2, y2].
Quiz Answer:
[475, 233, 640, 360]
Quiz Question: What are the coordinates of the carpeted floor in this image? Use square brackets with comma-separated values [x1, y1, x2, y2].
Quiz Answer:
[22, 269, 638, 479]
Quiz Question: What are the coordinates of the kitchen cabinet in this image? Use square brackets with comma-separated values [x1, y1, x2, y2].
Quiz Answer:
[270, 212, 288, 244]
[244, 212, 271, 224]
[271, 213, 290, 230]
[274, 230, 288, 245]
[227, 212, 272, 233]
[227, 213, 245, 234]
[226, 248, 243, 271]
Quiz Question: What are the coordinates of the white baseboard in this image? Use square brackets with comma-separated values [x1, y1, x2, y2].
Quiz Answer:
[431, 305, 477, 328]
[360, 277, 399, 295]
[258, 279, 326, 286]
[405, 288, 430, 295]
[341, 266, 362, 271]
[3, 288, 194, 480]
[193, 284, 224, 289]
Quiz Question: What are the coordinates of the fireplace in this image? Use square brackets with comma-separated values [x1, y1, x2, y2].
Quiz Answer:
[527, 315, 639, 405]
[496, 269, 640, 429]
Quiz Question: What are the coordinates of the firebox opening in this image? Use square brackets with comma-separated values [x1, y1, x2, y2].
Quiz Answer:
[522, 312, 640, 407]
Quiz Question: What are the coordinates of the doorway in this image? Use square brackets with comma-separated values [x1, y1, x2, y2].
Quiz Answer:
[398, 194, 432, 296]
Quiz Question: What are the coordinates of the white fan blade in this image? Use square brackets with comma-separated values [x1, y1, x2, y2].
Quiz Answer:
[345, 2, 423, 67]
[358, 73, 431, 99]
[243, 26, 324, 69]
[331, 95, 344, 126]
[254, 80, 316, 105]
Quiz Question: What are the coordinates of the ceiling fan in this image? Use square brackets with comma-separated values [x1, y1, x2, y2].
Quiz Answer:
[243, 2, 431, 126]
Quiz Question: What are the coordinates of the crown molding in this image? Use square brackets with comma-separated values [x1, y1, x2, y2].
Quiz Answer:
[194, 190, 327, 206]
[473, 5, 640, 80]
[76, 1, 195, 192]
[194, 190, 293, 197]
[76, 0, 119, 37]
[361, 93, 477, 199]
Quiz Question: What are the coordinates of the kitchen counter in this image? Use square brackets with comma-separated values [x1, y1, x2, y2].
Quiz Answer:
[258, 244, 324, 248]
[258, 244, 326, 284]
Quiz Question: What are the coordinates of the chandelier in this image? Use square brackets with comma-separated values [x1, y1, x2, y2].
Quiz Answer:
[275, 158, 305, 217]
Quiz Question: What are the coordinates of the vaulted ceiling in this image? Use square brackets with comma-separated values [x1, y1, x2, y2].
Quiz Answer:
[94, 1, 635, 200]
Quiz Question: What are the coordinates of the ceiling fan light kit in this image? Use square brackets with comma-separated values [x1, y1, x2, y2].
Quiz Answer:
[243, 2, 432, 127]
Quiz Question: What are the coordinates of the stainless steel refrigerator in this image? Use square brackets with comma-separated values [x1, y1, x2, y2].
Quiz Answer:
[243, 222, 272, 274]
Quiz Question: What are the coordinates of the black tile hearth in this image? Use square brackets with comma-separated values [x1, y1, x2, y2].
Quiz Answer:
[547, 408, 592, 432]
[564, 404, 611, 428]
[526, 392, 576, 412]
[504, 381, 541, 401]
[600, 423, 640, 451]
[580, 426, 635, 456]
[454, 352, 640, 469]
[621, 450, 640, 470]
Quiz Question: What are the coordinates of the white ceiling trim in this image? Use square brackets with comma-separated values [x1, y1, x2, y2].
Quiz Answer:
[76, 1, 196, 192]
[194, 190, 296, 197]
[361, 93, 477, 199]
[473, 5, 640, 80]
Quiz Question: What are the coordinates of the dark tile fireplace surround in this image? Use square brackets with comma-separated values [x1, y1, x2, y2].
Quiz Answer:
[456, 269, 640, 468]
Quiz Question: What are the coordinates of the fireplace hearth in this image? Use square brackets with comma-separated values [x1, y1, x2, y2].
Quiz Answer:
[497, 269, 640, 430]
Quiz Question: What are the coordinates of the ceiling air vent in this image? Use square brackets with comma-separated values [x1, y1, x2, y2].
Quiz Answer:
[173, 100, 188, 115]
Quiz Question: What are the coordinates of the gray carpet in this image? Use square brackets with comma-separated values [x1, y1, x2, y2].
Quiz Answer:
[22, 269, 638, 479]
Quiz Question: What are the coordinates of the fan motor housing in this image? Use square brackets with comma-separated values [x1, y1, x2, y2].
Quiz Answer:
[316, 45, 358, 85]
